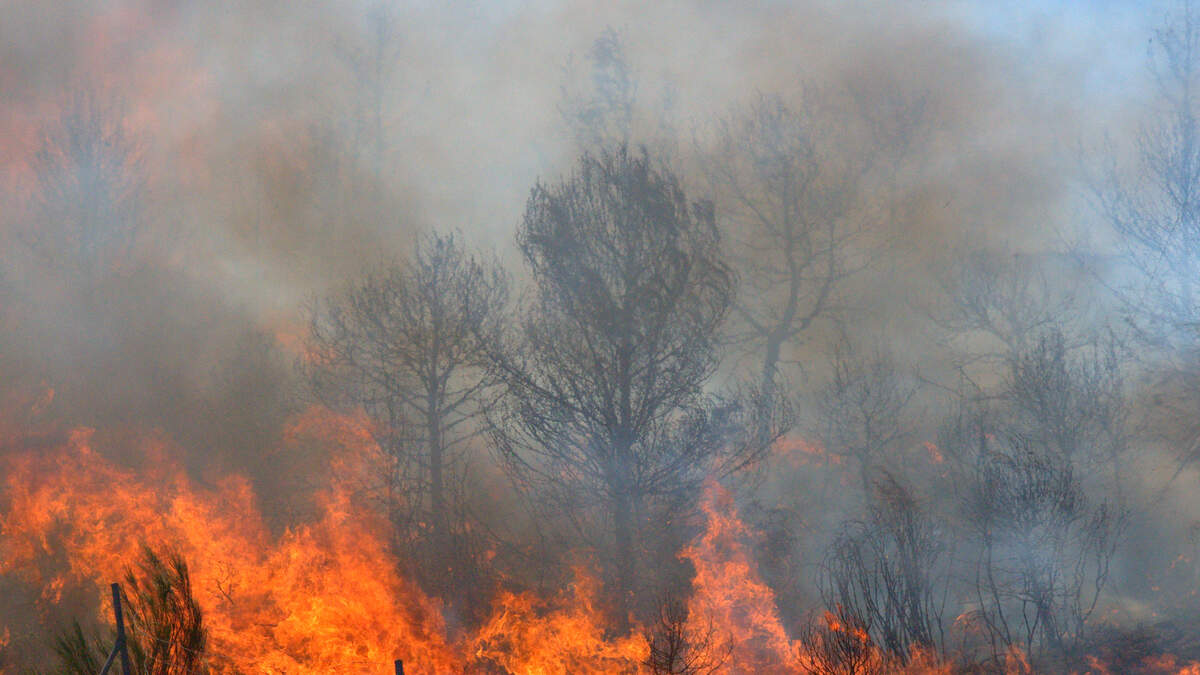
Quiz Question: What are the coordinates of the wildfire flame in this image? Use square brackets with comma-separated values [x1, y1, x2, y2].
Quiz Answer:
[0, 422, 458, 673]
[2, 409, 1199, 673]
[681, 480, 799, 673]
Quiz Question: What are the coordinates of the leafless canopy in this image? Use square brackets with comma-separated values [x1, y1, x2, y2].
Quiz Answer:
[1094, 0, 1200, 336]
[644, 596, 731, 675]
[490, 145, 740, 625]
[702, 93, 862, 398]
[305, 232, 507, 602]
[560, 28, 638, 151]
[814, 341, 918, 495]
[939, 329, 1129, 667]
[23, 89, 145, 282]
[1091, 0, 1200, 491]
[819, 474, 947, 664]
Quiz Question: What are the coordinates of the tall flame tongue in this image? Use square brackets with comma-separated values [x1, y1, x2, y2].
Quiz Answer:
[0, 420, 459, 673]
[681, 479, 800, 673]
[6, 416, 1200, 673]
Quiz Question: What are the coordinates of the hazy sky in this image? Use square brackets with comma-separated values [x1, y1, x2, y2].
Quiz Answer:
[0, 0, 1175, 423]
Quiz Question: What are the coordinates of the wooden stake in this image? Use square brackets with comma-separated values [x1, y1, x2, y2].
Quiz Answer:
[99, 583, 132, 675]
[112, 583, 132, 675]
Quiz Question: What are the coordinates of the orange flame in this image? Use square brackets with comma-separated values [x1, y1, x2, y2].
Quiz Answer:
[2, 416, 1199, 673]
[0, 422, 458, 673]
[681, 479, 799, 673]
[471, 566, 647, 673]
[772, 434, 843, 468]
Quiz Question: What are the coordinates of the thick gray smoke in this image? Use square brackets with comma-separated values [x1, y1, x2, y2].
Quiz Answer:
[3, 0, 1196, 669]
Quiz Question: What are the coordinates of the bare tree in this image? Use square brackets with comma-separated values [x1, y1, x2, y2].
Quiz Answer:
[22, 89, 145, 285]
[959, 438, 1123, 669]
[937, 249, 1082, 358]
[559, 27, 680, 159]
[1092, 0, 1200, 340]
[560, 27, 637, 151]
[931, 244, 1131, 667]
[335, 3, 404, 196]
[1089, 0, 1200, 490]
[939, 329, 1128, 668]
[644, 596, 731, 675]
[819, 474, 948, 665]
[814, 341, 918, 496]
[700, 94, 863, 421]
[305, 231, 507, 602]
[797, 603, 881, 675]
[489, 145, 748, 629]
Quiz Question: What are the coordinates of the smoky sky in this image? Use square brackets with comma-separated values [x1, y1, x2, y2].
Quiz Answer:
[0, 0, 1160, 279]
[0, 0, 1175, 471]
[8, 3, 1200, 660]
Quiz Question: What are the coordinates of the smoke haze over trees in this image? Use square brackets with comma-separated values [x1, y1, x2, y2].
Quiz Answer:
[6, 0, 1200, 672]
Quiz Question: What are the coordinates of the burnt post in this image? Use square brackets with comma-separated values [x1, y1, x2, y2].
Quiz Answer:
[112, 583, 132, 675]
[394, 659, 404, 675]
[99, 583, 132, 675]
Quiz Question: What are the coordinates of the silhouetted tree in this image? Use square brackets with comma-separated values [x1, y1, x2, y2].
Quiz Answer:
[644, 596, 731, 675]
[701, 94, 863, 433]
[931, 243, 1132, 667]
[1090, 0, 1200, 489]
[22, 89, 145, 285]
[335, 3, 404, 196]
[490, 145, 745, 629]
[938, 249, 1083, 361]
[305, 231, 507, 603]
[122, 547, 207, 675]
[940, 330, 1128, 668]
[797, 604, 880, 675]
[559, 27, 680, 158]
[814, 341, 918, 496]
[819, 474, 947, 664]
[1093, 0, 1200, 341]
[560, 28, 636, 151]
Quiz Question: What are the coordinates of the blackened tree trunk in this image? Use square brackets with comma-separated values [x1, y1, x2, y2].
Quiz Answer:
[305, 232, 507, 607]
[490, 145, 748, 631]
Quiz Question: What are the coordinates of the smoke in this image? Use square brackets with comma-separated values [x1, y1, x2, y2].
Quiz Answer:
[2, 0, 1194, 667]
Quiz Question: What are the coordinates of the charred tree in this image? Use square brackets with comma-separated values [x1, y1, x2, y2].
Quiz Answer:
[1092, 0, 1200, 340]
[797, 604, 880, 675]
[490, 145, 741, 630]
[559, 28, 637, 152]
[931, 246, 1131, 668]
[700, 94, 863, 440]
[643, 596, 731, 675]
[335, 3, 404, 203]
[814, 340, 918, 497]
[21, 89, 145, 286]
[305, 231, 507, 606]
[558, 27, 679, 158]
[1089, 0, 1200, 490]
[940, 329, 1129, 668]
[819, 474, 948, 664]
